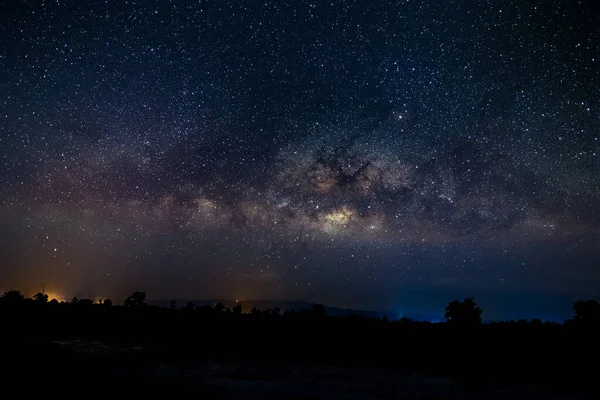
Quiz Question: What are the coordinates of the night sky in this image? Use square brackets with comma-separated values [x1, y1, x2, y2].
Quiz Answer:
[1, 0, 598, 321]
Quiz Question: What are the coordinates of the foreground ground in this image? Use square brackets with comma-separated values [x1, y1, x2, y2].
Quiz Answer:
[5, 339, 585, 399]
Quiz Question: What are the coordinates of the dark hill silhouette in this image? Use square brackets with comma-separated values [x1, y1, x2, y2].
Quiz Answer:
[149, 298, 398, 319]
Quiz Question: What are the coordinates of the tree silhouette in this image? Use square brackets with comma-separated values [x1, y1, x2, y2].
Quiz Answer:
[232, 304, 242, 315]
[33, 292, 49, 303]
[0, 290, 25, 306]
[445, 298, 483, 325]
[124, 291, 146, 307]
[573, 300, 600, 325]
[103, 298, 113, 306]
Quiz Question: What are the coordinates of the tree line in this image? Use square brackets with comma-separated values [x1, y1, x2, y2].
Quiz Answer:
[2, 289, 599, 326]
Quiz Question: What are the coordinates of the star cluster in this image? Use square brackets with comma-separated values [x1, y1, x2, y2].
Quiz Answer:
[0, 1, 598, 319]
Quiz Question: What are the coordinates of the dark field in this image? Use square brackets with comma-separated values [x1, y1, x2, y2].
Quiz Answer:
[1, 297, 598, 398]
[3, 339, 582, 399]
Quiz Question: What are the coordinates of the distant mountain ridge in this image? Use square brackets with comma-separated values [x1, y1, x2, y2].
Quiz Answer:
[149, 298, 399, 320]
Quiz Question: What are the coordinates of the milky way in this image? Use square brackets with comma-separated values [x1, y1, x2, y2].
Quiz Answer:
[0, 1, 598, 320]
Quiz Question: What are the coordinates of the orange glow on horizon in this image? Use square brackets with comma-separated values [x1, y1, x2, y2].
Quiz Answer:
[34, 291, 66, 302]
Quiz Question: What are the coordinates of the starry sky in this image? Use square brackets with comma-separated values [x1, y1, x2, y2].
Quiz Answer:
[1, 0, 598, 320]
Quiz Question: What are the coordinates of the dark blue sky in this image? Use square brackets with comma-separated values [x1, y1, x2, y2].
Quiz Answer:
[0, 0, 598, 320]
